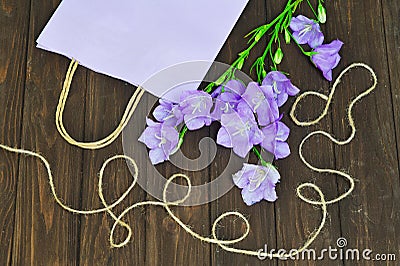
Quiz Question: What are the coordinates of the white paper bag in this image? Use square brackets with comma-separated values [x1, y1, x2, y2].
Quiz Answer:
[37, 0, 249, 98]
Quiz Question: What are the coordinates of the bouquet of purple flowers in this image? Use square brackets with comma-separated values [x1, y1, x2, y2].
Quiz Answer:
[140, 1, 343, 206]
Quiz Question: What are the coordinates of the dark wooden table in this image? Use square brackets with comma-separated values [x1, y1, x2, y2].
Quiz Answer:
[1, 0, 399, 265]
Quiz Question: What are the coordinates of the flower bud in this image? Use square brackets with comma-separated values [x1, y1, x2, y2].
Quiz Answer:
[318, 3, 326, 23]
[274, 48, 283, 65]
[255, 25, 267, 42]
[237, 58, 245, 70]
[262, 69, 267, 79]
[284, 29, 291, 44]
[255, 30, 264, 42]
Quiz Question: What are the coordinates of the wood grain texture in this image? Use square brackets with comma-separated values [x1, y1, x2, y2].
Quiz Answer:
[144, 103, 211, 264]
[209, 1, 279, 266]
[0, 0, 30, 264]
[382, 0, 400, 193]
[268, 1, 343, 265]
[0, 0, 399, 265]
[11, 0, 87, 264]
[78, 73, 147, 265]
[267, 2, 342, 265]
[328, 1, 400, 265]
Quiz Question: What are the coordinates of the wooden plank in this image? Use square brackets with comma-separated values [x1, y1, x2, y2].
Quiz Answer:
[0, 0, 30, 264]
[328, 0, 400, 264]
[267, 2, 342, 265]
[1, 0, 398, 265]
[209, 1, 281, 265]
[144, 101, 212, 263]
[78, 73, 147, 264]
[11, 1, 87, 264]
[382, 0, 400, 211]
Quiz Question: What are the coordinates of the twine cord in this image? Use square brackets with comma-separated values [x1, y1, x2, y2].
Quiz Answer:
[290, 63, 377, 205]
[0, 62, 377, 258]
[55, 59, 145, 149]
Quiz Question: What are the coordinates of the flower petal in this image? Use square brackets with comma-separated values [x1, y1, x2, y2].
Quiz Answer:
[232, 137, 252, 158]
[277, 121, 290, 141]
[308, 30, 324, 48]
[265, 165, 280, 183]
[261, 123, 277, 154]
[251, 127, 265, 145]
[153, 105, 170, 122]
[162, 126, 179, 146]
[323, 70, 333, 81]
[233, 174, 248, 189]
[285, 83, 300, 96]
[274, 141, 291, 159]
[276, 92, 289, 107]
[289, 15, 311, 31]
[225, 79, 246, 95]
[292, 30, 310, 45]
[146, 118, 158, 127]
[149, 148, 167, 165]
[315, 40, 343, 54]
[138, 127, 160, 149]
[216, 127, 233, 148]
[184, 115, 206, 130]
[263, 183, 278, 202]
[241, 186, 264, 206]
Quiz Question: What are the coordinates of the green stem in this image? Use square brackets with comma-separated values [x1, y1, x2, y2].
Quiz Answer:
[178, 0, 306, 145]
[177, 125, 188, 149]
[287, 30, 314, 56]
[252, 147, 274, 168]
[306, 0, 318, 20]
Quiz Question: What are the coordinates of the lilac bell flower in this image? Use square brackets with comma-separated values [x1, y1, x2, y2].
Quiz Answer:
[241, 82, 279, 126]
[262, 71, 300, 107]
[179, 90, 213, 130]
[217, 102, 264, 158]
[211, 80, 245, 121]
[210, 79, 246, 98]
[261, 121, 290, 160]
[311, 40, 343, 81]
[233, 163, 280, 206]
[290, 15, 324, 48]
[153, 99, 183, 126]
[138, 119, 179, 165]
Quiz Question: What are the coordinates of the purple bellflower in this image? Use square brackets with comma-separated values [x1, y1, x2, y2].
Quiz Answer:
[290, 15, 324, 48]
[261, 121, 291, 160]
[211, 80, 245, 121]
[241, 82, 279, 126]
[217, 101, 264, 158]
[311, 40, 343, 81]
[210, 79, 246, 98]
[179, 90, 213, 130]
[233, 163, 280, 205]
[138, 119, 179, 165]
[262, 71, 300, 107]
[153, 99, 183, 127]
